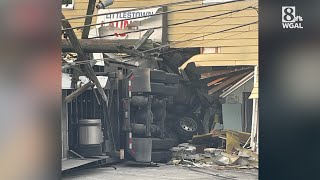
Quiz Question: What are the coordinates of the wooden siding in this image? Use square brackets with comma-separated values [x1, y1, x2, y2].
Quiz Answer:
[62, 0, 258, 46]
[62, 0, 98, 38]
[63, 0, 258, 64]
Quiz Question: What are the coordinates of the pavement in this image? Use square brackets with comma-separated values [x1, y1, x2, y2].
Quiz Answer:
[63, 163, 258, 180]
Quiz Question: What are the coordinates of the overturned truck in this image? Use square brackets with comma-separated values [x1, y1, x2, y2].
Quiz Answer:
[62, 63, 205, 167]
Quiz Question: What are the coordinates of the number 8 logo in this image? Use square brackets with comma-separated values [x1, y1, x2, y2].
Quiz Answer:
[282, 6, 296, 22]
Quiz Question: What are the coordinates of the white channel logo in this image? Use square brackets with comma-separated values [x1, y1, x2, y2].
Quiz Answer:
[282, 6, 303, 29]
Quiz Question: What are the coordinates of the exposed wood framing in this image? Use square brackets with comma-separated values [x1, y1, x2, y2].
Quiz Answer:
[208, 71, 251, 95]
[200, 67, 252, 79]
[207, 77, 227, 87]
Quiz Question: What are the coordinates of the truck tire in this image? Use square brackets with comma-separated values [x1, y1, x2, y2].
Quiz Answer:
[150, 83, 166, 94]
[152, 138, 175, 150]
[175, 116, 203, 142]
[151, 151, 172, 163]
[150, 70, 166, 83]
[165, 73, 179, 84]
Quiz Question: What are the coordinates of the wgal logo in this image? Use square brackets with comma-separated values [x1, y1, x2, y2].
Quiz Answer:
[282, 6, 303, 29]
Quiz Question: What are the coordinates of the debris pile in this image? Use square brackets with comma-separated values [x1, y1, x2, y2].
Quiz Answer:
[168, 130, 258, 169]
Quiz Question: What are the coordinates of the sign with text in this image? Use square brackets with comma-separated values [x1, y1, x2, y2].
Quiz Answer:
[96, 8, 162, 39]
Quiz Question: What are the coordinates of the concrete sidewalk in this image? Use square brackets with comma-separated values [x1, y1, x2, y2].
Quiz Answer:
[63, 164, 258, 180]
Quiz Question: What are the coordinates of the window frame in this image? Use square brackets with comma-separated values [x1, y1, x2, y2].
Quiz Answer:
[62, 0, 75, 10]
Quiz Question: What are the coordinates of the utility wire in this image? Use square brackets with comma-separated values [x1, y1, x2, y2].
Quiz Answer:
[179, 27, 259, 49]
[157, 27, 258, 56]
[63, 0, 204, 21]
[86, 5, 255, 39]
[62, 22, 258, 66]
[173, 3, 258, 42]
[154, 3, 257, 56]
[63, 28, 258, 67]
[142, 21, 258, 53]
[62, 0, 244, 31]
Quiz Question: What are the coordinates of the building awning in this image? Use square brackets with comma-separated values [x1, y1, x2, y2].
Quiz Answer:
[179, 53, 258, 70]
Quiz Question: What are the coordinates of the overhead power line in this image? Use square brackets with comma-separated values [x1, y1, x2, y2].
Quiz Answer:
[62, 0, 245, 31]
[63, 21, 258, 65]
[63, 26, 258, 67]
[86, 5, 256, 39]
[142, 21, 258, 53]
[183, 27, 258, 48]
[173, 3, 258, 42]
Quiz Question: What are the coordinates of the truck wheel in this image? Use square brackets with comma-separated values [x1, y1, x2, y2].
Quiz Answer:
[165, 73, 179, 84]
[175, 116, 203, 142]
[151, 151, 172, 163]
[152, 138, 175, 150]
[150, 70, 166, 83]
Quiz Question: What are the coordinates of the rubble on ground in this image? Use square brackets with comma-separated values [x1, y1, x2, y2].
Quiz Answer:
[168, 130, 258, 170]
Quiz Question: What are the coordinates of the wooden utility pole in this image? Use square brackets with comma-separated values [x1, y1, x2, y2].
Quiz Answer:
[81, 0, 97, 39]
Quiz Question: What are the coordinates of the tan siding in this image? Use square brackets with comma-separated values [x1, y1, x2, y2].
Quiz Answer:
[63, 0, 258, 67]
[220, 46, 258, 53]
[62, 0, 98, 38]
[168, 23, 257, 34]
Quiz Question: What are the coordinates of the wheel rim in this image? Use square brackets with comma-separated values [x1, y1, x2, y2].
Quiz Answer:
[179, 117, 197, 132]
